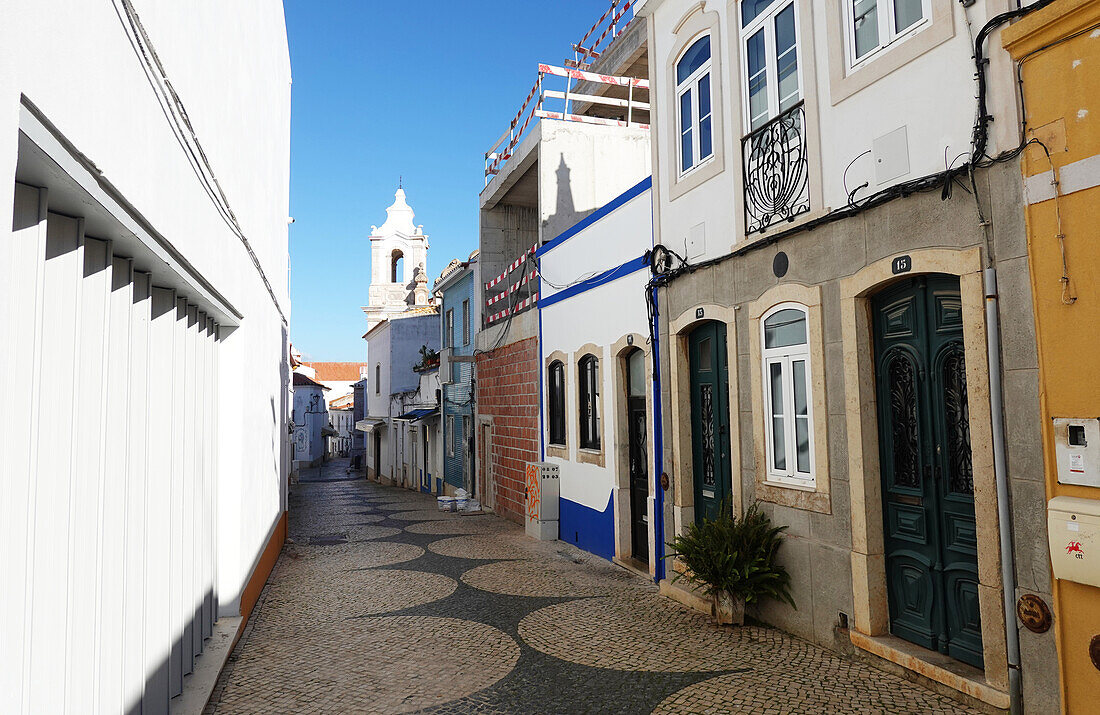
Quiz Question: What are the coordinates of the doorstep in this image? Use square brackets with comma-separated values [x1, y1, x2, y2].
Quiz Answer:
[849, 630, 1010, 711]
[612, 555, 652, 579]
[168, 616, 244, 715]
[658, 578, 713, 617]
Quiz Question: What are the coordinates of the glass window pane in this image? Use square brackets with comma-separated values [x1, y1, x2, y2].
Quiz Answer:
[698, 337, 712, 372]
[698, 75, 712, 159]
[792, 360, 808, 416]
[775, 6, 799, 111]
[680, 90, 693, 172]
[742, 0, 779, 27]
[769, 362, 786, 471]
[764, 308, 807, 348]
[676, 35, 711, 84]
[775, 4, 796, 54]
[796, 416, 810, 473]
[746, 30, 769, 128]
[699, 117, 713, 160]
[793, 360, 810, 473]
[853, 0, 880, 59]
[698, 74, 711, 118]
[893, 0, 923, 33]
[628, 350, 646, 397]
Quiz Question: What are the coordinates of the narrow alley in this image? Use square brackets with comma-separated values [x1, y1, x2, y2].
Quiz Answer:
[205, 462, 978, 714]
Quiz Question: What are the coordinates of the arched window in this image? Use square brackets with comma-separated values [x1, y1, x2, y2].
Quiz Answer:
[375, 363, 381, 394]
[548, 361, 566, 447]
[761, 304, 813, 484]
[676, 35, 713, 175]
[391, 249, 404, 283]
[578, 355, 601, 450]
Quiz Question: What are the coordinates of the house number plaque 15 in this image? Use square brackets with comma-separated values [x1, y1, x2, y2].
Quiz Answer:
[892, 255, 912, 275]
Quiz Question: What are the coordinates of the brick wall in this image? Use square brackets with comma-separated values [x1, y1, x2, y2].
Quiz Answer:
[476, 336, 539, 524]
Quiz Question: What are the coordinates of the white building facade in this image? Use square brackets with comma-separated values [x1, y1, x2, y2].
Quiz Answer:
[0, 1, 292, 713]
[639, 0, 1054, 709]
[538, 178, 658, 571]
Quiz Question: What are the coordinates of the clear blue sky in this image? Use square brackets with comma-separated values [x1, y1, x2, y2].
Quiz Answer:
[286, 1, 613, 362]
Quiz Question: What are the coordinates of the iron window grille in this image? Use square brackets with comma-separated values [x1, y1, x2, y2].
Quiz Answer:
[741, 100, 810, 235]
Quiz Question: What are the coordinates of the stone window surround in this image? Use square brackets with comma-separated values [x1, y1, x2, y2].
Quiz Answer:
[544, 350, 570, 460]
[840, 247, 1010, 707]
[610, 333, 658, 574]
[724, 0, 827, 243]
[747, 284, 831, 514]
[823, 0, 955, 105]
[667, 304, 741, 537]
[575, 344, 607, 468]
[664, 4, 727, 201]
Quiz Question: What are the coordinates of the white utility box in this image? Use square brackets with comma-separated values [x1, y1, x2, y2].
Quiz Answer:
[1048, 496, 1100, 588]
[525, 462, 559, 541]
[1053, 417, 1100, 487]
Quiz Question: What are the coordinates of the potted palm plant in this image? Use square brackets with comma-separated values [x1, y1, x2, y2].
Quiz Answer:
[666, 502, 795, 625]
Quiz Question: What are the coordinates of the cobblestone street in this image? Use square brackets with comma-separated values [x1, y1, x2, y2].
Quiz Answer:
[206, 460, 979, 714]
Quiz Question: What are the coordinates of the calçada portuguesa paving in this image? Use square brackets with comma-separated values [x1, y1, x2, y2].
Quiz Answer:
[206, 459, 979, 714]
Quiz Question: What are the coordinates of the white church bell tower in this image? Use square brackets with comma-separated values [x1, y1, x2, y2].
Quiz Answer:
[363, 185, 431, 333]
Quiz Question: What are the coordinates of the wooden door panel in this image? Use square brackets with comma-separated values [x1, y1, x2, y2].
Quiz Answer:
[874, 276, 983, 669]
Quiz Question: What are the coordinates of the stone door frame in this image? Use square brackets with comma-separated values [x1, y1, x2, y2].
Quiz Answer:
[840, 247, 1010, 702]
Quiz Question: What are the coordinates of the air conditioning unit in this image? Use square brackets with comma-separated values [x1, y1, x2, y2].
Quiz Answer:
[525, 462, 559, 541]
[439, 347, 454, 384]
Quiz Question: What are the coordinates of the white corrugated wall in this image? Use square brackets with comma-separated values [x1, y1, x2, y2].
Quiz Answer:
[4, 184, 221, 714]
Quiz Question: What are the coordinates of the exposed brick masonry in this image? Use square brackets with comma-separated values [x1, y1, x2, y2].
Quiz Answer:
[476, 336, 539, 524]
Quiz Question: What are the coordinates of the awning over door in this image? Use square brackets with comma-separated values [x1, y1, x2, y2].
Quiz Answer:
[394, 407, 440, 422]
[355, 418, 386, 433]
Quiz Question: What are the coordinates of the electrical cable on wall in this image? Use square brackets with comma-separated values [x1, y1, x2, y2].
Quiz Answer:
[111, 0, 288, 326]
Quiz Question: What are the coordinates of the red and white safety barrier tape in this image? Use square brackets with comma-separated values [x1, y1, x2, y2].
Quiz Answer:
[485, 291, 540, 326]
[486, 268, 537, 307]
[538, 63, 649, 91]
[484, 243, 538, 292]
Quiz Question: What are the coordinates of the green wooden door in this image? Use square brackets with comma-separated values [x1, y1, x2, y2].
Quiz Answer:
[873, 276, 983, 669]
[689, 322, 732, 523]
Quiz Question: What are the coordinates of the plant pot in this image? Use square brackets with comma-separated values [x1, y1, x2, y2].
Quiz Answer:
[713, 591, 744, 626]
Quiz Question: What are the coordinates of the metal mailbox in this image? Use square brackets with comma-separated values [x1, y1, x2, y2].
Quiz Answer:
[1048, 496, 1100, 588]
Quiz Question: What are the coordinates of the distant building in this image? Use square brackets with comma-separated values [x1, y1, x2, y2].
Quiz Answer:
[436, 251, 481, 498]
[360, 311, 440, 483]
[327, 393, 355, 457]
[301, 361, 370, 403]
[292, 372, 328, 469]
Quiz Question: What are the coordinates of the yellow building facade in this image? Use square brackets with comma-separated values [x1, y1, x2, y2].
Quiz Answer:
[1004, 2, 1100, 711]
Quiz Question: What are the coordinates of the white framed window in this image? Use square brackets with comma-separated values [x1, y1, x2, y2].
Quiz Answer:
[740, 0, 802, 131]
[447, 415, 455, 457]
[445, 308, 455, 348]
[462, 299, 470, 346]
[675, 35, 714, 176]
[845, 0, 930, 68]
[761, 303, 814, 486]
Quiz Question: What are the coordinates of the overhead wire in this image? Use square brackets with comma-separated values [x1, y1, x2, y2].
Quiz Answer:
[112, 0, 288, 325]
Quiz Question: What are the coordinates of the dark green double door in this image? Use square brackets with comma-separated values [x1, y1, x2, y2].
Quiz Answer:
[873, 276, 983, 668]
[689, 322, 732, 522]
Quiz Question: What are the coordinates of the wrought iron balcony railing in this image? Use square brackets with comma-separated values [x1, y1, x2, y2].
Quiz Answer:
[741, 101, 810, 234]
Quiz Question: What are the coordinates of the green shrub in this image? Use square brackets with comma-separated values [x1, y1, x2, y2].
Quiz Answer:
[666, 501, 796, 609]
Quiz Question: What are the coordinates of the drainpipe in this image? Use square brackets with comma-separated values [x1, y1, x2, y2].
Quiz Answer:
[984, 267, 1022, 715]
[651, 284, 666, 584]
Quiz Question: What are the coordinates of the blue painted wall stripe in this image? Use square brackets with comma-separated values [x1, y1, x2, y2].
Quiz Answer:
[537, 176, 652, 258]
[538, 255, 649, 310]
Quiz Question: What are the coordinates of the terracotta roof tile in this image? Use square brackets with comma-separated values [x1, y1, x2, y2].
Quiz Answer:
[302, 361, 370, 381]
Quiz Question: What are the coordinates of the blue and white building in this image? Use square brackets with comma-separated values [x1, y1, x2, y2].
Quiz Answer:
[537, 177, 663, 577]
[436, 251, 481, 498]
